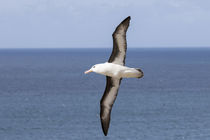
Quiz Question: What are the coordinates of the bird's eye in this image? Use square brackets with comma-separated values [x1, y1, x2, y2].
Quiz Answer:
[93, 66, 95, 68]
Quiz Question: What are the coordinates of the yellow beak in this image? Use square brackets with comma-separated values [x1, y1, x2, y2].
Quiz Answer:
[84, 69, 93, 74]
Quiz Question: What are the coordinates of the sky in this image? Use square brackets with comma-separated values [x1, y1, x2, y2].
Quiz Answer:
[0, 0, 210, 48]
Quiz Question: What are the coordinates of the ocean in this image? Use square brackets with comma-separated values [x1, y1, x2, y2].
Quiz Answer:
[0, 48, 210, 140]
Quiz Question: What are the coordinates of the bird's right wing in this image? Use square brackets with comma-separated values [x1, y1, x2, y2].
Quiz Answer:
[100, 76, 121, 136]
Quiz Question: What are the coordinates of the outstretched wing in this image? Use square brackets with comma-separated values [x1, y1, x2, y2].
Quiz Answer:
[108, 16, 130, 66]
[100, 16, 130, 136]
[100, 76, 121, 136]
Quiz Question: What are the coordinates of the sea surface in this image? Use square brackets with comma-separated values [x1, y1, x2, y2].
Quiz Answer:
[0, 48, 210, 140]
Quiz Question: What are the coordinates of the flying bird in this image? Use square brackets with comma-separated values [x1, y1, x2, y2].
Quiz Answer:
[84, 16, 143, 136]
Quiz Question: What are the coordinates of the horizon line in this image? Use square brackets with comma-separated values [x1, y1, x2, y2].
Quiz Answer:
[0, 46, 210, 49]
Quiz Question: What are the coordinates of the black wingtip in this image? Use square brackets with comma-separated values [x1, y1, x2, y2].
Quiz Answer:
[100, 107, 110, 136]
[101, 119, 109, 136]
[102, 126, 108, 136]
[122, 16, 131, 23]
[100, 116, 110, 136]
[126, 16, 131, 20]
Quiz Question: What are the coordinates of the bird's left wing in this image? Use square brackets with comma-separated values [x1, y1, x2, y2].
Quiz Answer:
[100, 76, 121, 136]
[108, 16, 130, 66]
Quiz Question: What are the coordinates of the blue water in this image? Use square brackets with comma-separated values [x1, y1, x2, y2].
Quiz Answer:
[0, 48, 210, 140]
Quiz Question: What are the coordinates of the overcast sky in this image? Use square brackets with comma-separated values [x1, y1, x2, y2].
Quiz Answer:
[0, 0, 210, 48]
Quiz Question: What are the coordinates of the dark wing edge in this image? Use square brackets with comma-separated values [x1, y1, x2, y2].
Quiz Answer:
[100, 76, 121, 136]
[108, 16, 131, 66]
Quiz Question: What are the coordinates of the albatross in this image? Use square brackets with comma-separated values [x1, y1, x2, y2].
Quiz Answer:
[84, 16, 144, 136]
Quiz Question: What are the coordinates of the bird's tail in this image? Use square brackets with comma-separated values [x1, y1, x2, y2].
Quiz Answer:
[135, 68, 144, 79]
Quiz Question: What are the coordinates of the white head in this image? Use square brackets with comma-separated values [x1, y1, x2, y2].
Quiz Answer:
[84, 63, 106, 74]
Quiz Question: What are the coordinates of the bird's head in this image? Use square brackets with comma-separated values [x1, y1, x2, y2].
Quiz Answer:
[84, 63, 106, 74]
[84, 64, 98, 74]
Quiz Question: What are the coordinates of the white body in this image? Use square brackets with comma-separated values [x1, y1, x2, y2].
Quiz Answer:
[90, 62, 142, 79]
